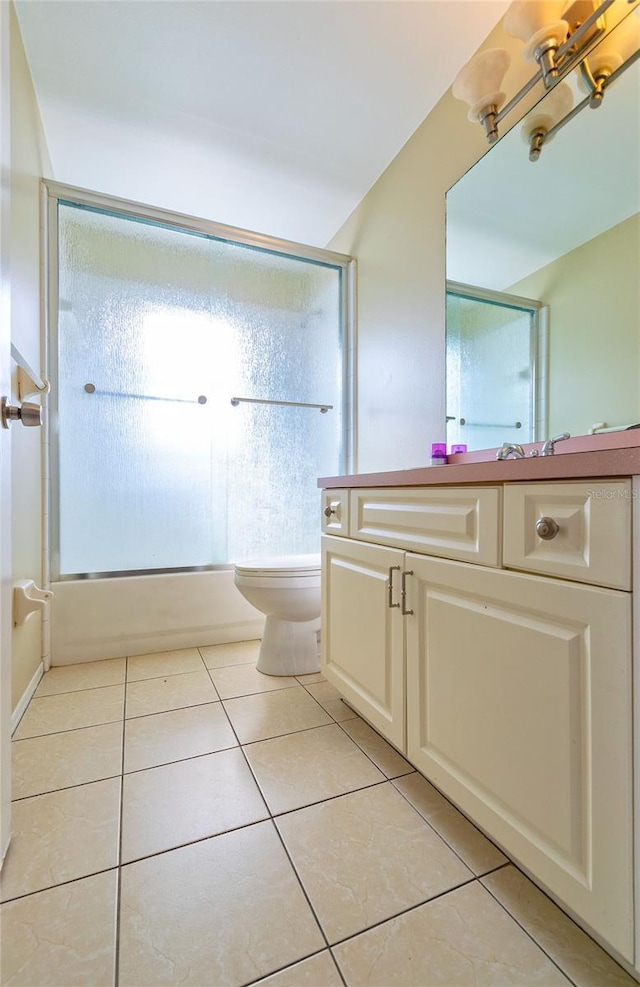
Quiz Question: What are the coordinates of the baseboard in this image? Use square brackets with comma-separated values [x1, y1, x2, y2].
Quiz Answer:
[11, 661, 43, 735]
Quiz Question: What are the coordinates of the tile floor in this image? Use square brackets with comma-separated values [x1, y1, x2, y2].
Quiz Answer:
[1, 641, 636, 986]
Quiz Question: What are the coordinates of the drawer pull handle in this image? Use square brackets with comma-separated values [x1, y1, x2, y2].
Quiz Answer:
[401, 569, 414, 616]
[536, 516, 560, 540]
[324, 505, 337, 518]
[388, 566, 401, 608]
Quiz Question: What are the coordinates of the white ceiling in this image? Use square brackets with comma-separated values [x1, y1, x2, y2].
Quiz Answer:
[15, 0, 509, 247]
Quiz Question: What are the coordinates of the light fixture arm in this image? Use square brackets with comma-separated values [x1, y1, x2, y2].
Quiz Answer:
[579, 57, 609, 107]
[535, 37, 564, 86]
[480, 105, 500, 143]
[528, 129, 546, 161]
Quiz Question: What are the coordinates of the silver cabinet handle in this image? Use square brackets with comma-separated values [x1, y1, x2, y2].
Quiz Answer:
[388, 565, 400, 608]
[324, 505, 337, 518]
[401, 569, 414, 616]
[536, 516, 559, 540]
[1, 397, 42, 429]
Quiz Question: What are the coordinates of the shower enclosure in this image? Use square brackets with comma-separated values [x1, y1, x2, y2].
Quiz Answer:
[47, 187, 353, 581]
[445, 282, 547, 452]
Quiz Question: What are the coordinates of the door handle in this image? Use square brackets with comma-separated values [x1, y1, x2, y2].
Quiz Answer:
[401, 569, 414, 616]
[1, 397, 42, 429]
[387, 565, 400, 608]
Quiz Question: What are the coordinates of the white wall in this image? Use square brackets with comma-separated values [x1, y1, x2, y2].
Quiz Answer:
[510, 214, 640, 438]
[328, 88, 488, 473]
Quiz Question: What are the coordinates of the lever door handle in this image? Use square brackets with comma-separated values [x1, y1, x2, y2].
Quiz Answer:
[387, 565, 400, 608]
[401, 569, 414, 616]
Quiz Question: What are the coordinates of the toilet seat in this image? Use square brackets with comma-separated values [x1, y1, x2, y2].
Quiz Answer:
[234, 553, 320, 578]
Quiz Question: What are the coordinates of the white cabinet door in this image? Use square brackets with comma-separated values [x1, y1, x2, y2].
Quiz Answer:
[405, 553, 633, 961]
[322, 535, 405, 749]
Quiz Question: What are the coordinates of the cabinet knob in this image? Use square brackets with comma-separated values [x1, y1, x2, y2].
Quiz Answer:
[324, 505, 337, 518]
[536, 516, 559, 540]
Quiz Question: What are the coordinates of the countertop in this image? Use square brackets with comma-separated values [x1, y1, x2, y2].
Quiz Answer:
[319, 430, 640, 489]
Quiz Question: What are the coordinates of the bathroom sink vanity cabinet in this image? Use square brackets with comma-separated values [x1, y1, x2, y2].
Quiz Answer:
[320, 471, 637, 971]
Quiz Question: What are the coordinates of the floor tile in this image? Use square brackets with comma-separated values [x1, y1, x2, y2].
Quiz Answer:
[0, 870, 117, 986]
[482, 866, 637, 986]
[332, 881, 571, 986]
[277, 783, 473, 943]
[11, 722, 123, 800]
[124, 702, 237, 773]
[393, 773, 507, 876]
[224, 686, 332, 744]
[295, 672, 326, 685]
[126, 647, 204, 682]
[209, 663, 298, 699]
[321, 698, 360, 722]
[340, 719, 413, 779]
[244, 724, 385, 814]
[302, 680, 344, 710]
[35, 657, 126, 697]
[251, 951, 343, 986]
[0, 778, 120, 903]
[122, 747, 268, 862]
[125, 668, 219, 718]
[13, 685, 125, 741]
[200, 639, 260, 668]
[118, 821, 324, 987]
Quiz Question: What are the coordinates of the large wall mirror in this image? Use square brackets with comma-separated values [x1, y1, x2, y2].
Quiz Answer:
[446, 10, 640, 451]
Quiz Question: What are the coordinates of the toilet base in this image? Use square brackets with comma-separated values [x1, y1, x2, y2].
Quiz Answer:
[257, 616, 321, 676]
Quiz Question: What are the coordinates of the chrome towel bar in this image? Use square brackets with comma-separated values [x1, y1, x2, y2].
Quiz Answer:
[230, 396, 333, 413]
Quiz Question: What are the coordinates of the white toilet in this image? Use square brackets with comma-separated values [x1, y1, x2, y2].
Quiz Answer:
[233, 554, 321, 676]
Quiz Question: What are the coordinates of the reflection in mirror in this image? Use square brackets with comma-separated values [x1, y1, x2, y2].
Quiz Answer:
[446, 11, 640, 450]
[446, 283, 544, 451]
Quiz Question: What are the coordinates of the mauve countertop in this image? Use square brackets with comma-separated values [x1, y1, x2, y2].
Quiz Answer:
[319, 430, 640, 489]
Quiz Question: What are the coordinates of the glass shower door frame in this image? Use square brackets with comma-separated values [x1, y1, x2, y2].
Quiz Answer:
[43, 180, 356, 580]
[446, 280, 549, 448]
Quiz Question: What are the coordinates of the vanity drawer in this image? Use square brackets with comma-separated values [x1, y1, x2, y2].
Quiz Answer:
[349, 486, 502, 566]
[321, 488, 349, 536]
[503, 480, 631, 590]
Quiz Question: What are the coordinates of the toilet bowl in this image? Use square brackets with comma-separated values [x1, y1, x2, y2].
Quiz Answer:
[234, 554, 321, 676]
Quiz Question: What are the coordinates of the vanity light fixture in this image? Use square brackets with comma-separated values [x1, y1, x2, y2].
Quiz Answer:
[521, 81, 574, 159]
[579, 4, 640, 104]
[452, 48, 511, 143]
[504, 0, 573, 86]
[452, 0, 639, 153]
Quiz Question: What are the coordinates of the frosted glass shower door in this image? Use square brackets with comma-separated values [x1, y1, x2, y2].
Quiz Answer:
[54, 201, 345, 576]
[446, 289, 540, 452]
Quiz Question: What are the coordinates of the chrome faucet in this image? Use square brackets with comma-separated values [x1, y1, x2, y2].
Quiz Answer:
[541, 431, 570, 456]
[496, 442, 525, 460]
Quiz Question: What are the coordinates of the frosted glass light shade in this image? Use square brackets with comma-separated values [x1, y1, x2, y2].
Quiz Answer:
[452, 48, 511, 121]
[505, 1, 570, 62]
[522, 81, 574, 141]
[587, 8, 640, 78]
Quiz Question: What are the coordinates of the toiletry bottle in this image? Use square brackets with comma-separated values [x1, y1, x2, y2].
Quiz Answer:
[450, 444, 467, 455]
[430, 442, 447, 466]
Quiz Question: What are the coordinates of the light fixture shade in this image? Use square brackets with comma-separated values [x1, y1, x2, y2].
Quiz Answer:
[504, 1, 570, 62]
[452, 48, 511, 121]
[587, 7, 640, 78]
[522, 80, 574, 141]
